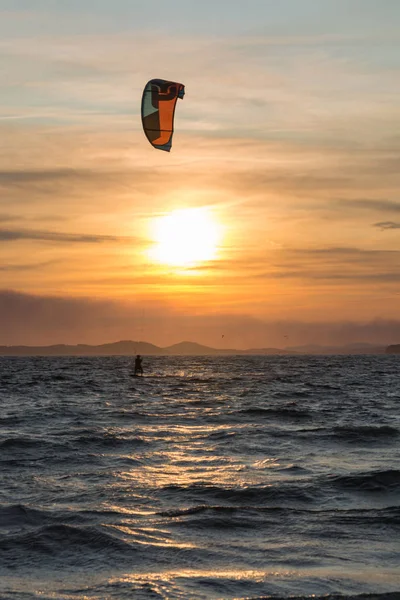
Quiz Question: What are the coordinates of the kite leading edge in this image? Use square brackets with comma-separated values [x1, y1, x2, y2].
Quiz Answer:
[141, 79, 185, 152]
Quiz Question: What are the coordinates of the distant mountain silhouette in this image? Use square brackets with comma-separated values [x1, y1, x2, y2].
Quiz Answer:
[0, 340, 291, 356]
[386, 344, 400, 354]
[165, 341, 292, 355]
[0, 340, 391, 356]
[0, 340, 390, 356]
[0, 341, 164, 356]
[166, 341, 230, 355]
[285, 343, 386, 355]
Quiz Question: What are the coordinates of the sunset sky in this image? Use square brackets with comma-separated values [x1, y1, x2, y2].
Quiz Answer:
[0, 0, 399, 348]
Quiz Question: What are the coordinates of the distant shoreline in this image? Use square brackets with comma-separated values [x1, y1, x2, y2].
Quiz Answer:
[0, 340, 395, 356]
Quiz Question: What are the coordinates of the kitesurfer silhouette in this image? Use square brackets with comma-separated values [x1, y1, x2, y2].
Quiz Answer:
[134, 354, 143, 376]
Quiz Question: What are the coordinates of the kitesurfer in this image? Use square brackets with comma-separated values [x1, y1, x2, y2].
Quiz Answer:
[134, 354, 143, 376]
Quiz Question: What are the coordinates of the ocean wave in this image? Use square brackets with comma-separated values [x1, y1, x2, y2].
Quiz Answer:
[329, 506, 400, 526]
[273, 390, 311, 399]
[0, 523, 131, 556]
[0, 437, 65, 452]
[329, 469, 400, 492]
[206, 430, 238, 441]
[290, 425, 399, 443]
[0, 504, 114, 531]
[0, 416, 24, 426]
[158, 504, 400, 525]
[73, 430, 147, 448]
[162, 483, 314, 504]
[333, 425, 399, 441]
[236, 407, 311, 419]
[0, 504, 52, 530]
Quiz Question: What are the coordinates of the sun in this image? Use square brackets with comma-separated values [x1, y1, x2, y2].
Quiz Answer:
[149, 208, 221, 267]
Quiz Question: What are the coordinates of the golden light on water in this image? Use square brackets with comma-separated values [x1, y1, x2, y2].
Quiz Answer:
[149, 208, 222, 268]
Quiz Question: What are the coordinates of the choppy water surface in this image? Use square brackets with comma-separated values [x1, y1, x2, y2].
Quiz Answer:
[0, 355, 399, 600]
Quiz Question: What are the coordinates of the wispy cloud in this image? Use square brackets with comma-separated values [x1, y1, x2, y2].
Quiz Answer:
[0, 168, 136, 188]
[193, 246, 400, 286]
[0, 214, 16, 223]
[335, 199, 400, 213]
[0, 227, 134, 244]
[0, 260, 57, 271]
[1, 21, 399, 139]
[269, 247, 400, 283]
[374, 221, 400, 230]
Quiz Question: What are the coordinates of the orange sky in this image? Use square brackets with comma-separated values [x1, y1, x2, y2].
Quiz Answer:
[0, 2, 399, 346]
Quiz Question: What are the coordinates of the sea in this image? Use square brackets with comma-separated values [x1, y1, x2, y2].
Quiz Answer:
[0, 355, 399, 600]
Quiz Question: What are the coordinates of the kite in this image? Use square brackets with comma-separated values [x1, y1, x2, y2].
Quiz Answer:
[141, 79, 185, 152]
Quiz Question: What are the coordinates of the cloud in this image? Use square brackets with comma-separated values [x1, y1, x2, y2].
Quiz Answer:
[285, 247, 400, 259]
[0, 163, 172, 214]
[0, 260, 57, 271]
[0, 289, 399, 348]
[374, 221, 400, 230]
[268, 270, 400, 283]
[189, 246, 400, 287]
[0, 168, 90, 184]
[0, 213, 16, 223]
[0, 227, 134, 244]
[334, 199, 400, 213]
[0, 168, 140, 191]
[267, 247, 400, 284]
[1, 22, 399, 142]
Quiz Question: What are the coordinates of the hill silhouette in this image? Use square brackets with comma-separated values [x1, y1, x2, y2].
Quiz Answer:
[0, 340, 392, 356]
[386, 344, 400, 354]
[0, 340, 290, 356]
[287, 343, 387, 355]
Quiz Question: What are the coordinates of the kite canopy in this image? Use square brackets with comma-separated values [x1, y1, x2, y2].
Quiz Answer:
[141, 79, 185, 152]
